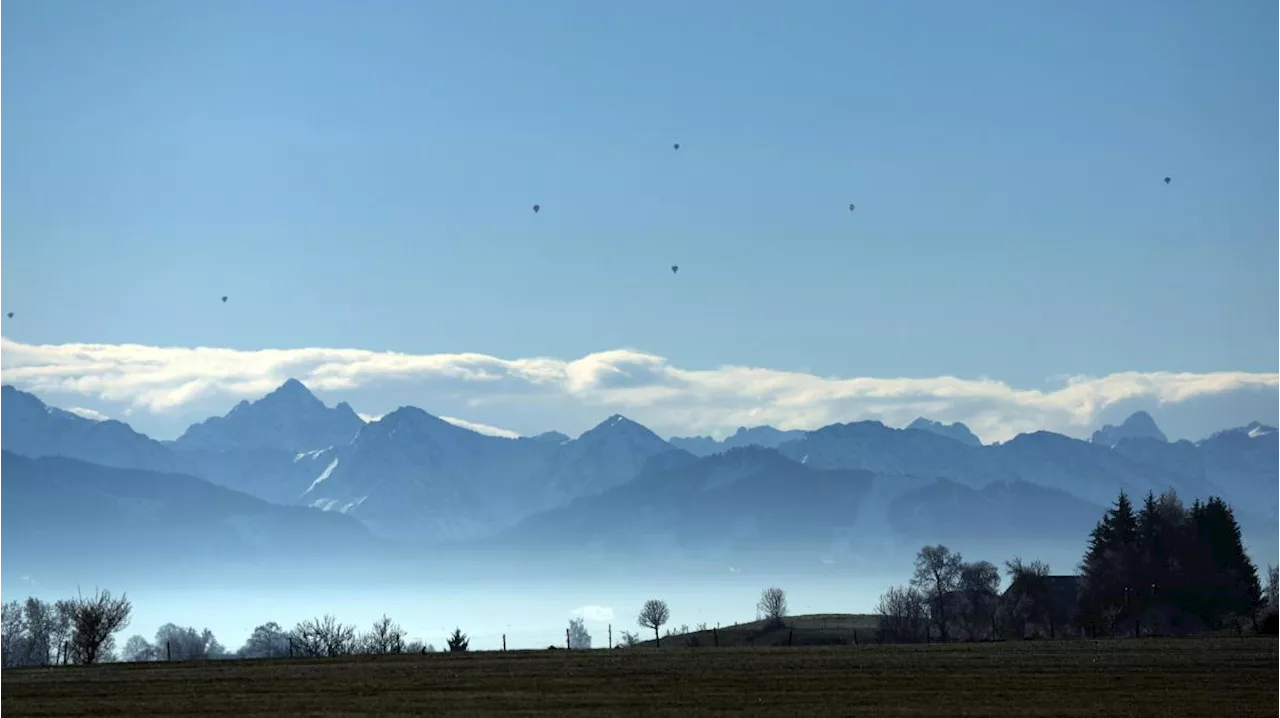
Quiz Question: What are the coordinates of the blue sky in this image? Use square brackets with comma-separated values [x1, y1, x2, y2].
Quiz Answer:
[3, 0, 1277, 440]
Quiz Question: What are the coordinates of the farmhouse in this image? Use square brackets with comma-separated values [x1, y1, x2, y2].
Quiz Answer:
[998, 574, 1083, 638]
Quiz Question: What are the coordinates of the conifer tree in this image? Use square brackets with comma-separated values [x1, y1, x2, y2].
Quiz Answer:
[1078, 491, 1138, 634]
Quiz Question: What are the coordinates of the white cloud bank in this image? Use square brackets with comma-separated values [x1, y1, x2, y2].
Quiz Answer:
[66, 407, 109, 422]
[2, 336, 1275, 444]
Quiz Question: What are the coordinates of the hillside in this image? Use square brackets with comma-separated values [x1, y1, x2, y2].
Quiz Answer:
[0, 451, 378, 582]
[632, 613, 881, 648]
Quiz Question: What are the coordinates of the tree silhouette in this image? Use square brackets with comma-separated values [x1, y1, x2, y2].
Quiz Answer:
[637, 599, 670, 647]
[446, 627, 470, 652]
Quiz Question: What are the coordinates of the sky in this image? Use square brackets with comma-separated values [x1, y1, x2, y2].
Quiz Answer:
[3, 0, 1277, 442]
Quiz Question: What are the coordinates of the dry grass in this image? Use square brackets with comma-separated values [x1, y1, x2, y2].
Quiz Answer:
[637, 613, 881, 648]
[4, 637, 1276, 717]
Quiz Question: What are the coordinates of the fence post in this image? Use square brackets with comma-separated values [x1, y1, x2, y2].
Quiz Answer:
[566, 628, 571, 650]
[166, 642, 171, 662]
[502, 634, 507, 652]
[787, 629, 793, 646]
[607, 624, 612, 650]
[852, 629, 858, 646]
[713, 627, 719, 648]
[288, 637, 294, 658]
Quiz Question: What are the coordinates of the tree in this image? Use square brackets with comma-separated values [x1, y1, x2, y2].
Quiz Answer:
[957, 561, 1000, 640]
[1190, 497, 1263, 628]
[360, 615, 407, 654]
[153, 623, 224, 661]
[1, 600, 26, 668]
[567, 617, 592, 649]
[1266, 565, 1278, 611]
[20, 598, 66, 667]
[910, 545, 964, 641]
[616, 630, 640, 648]
[1078, 491, 1138, 635]
[446, 628, 470, 652]
[122, 635, 159, 662]
[757, 587, 788, 625]
[67, 589, 132, 665]
[1000, 558, 1052, 638]
[238, 622, 292, 659]
[404, 640, 435, 653]
[292, 615, 357, 658]
[875, 585, 927, 643]
[637, 599, 670, 647]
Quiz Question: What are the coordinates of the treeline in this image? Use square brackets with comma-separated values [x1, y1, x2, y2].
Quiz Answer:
[1, 590, 131, 667]
[121, 615, 439, 662]
[3, 588, 791, 666]
[1078, 492, 1269, 635]
[875, 489, 1278, 643]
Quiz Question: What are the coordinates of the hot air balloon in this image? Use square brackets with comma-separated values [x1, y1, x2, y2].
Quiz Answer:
[532, 204, 541, 214]
[6, 312, 12, 319]
[1163, 177, 1171, 185]
[673, 143, 680, 151]
[221, 296, 228, 303]
[848, 204, 856, 212]
[671, 265, 679, 275]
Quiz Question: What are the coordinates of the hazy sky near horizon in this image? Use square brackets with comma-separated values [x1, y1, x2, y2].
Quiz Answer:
[3, 0, 1276, 441]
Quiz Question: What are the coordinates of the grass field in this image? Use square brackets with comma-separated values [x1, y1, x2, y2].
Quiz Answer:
[4, 637, 1275, 716]
[635, 613, 882, 648]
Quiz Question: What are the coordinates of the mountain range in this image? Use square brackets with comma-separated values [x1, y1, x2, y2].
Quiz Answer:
[2, 380, 1276, 575]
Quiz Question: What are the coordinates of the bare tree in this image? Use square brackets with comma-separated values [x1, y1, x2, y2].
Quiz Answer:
[21, 598, 60, 666]
[67, 589, 132, 664]
[957, 561, 1001, 640]
[238, 622, 292, 659]
[360, 614, 407, 654]
[446, 628, 470, 652]
[910, 545, 964, 641]
[875, 585, 927, 643]
[757, 587, 788, 625]
[1267, 565, 1278, 611]
[122, 635, 159, 662]
[293, 615, 357, 658]
[637, 599, 671, 647]
[616, 630, 640, 648]
[1, 600, 26, 668]
[153, 624, 224, 661]
[567, 617, 592, 649]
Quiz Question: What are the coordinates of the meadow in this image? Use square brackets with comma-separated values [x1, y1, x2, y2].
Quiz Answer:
[3, 636, 1275, 716]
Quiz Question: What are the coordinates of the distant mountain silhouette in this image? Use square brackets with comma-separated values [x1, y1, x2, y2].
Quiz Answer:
[669, 425, 807, 456]
[300, 410, 681, 541]
[1, 385, 177, 473]
[2, 382, 1274, 567]
[906, 417, 982, 447]
[174, 378, 364, 453]
[1, 450, 376, 581]
[1091, 411, 1168, 447]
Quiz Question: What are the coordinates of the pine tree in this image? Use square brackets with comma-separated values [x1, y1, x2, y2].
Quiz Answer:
[1078, 491, 1138, 635]
[1191, 497, 1263, 628]
[446, 628, 469, 652]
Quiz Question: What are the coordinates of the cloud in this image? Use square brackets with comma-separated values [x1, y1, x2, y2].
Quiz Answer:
[66, 407, 109, 422]
[2, 336, 1275, 444]
[357, 410, 518, 437]
[439, 416, 522, 439]
[569, 605, 615, 622]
